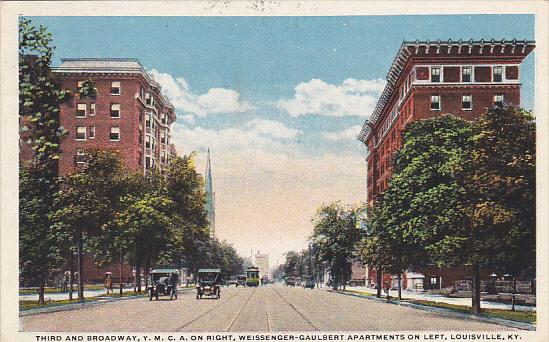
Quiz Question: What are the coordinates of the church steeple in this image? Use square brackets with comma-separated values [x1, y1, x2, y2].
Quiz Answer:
[205, 148, 215, 238]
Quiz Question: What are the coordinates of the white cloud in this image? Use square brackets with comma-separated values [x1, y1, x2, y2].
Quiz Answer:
[149, 69, 253, 117]
[277, 78, 385, 117]
[322, 125, 363, 141]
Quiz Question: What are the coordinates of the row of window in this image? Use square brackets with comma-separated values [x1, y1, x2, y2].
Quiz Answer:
[77, 80, 120, 95]
[428, 65, 507, 83]
[430, 94, 505, 111]
[75, 126, 120, 141]
[76, 103, 121, 118]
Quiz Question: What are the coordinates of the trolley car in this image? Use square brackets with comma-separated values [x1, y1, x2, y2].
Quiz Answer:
[246, 266, 260, 287]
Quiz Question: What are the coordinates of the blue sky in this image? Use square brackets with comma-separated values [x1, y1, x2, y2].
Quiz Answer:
[30, 15, 535, 264]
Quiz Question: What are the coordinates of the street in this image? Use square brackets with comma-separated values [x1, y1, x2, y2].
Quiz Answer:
[21, 285, 514, 332]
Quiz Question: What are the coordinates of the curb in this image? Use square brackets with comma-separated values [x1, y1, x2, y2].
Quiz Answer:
[329, 290, 536, 331]
[20, 288, 194, 317]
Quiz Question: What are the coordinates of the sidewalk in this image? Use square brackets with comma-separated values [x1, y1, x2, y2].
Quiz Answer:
[346, 286, 535, 312]
[19, 288, 135, 301]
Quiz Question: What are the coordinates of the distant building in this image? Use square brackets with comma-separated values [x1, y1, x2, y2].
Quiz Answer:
[50, 58, 176, 175]
[205, 148, 216, 238]
[358, 39, 535, 290]
[255, 253, 270, 279]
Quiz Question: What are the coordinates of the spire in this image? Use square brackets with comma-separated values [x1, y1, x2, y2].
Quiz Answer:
[205, 148, 215, 238]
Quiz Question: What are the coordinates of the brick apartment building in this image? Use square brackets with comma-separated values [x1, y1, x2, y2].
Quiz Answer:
[51, 58, 176, 176]
[357, 39, 535, 290]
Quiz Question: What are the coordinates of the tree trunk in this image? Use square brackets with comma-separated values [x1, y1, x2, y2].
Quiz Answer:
[69, 252, 74, 301]
[471, 261, 481, 314]
[77, 234, 84, 302]
[376, 268, 382, 298]
[119, 247, 123, 296]
[136, 266, 142, 293]
[398, 273, 402, 300]
[511, 277, 516, 311]
[38, 272, 46, 305]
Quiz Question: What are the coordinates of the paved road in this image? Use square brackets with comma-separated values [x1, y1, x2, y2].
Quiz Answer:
[21, 285, 515, 332]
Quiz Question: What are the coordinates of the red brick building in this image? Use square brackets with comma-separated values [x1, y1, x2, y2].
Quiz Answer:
[51, 58, 176, 176]
[358, 39, 535, 290]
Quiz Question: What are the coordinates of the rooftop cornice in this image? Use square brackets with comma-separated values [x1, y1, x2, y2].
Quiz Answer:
[52, 58, 175, 112]
[358, 38, 535, 144]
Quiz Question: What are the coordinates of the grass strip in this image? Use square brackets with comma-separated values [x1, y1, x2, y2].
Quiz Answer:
[342, 290, 535, 324]
[19, 298, 102, 311]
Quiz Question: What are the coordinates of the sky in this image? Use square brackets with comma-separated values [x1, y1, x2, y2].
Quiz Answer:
[30, 15, 535, 267]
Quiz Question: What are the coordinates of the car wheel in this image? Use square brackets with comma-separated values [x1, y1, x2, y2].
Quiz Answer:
[170, 289, 174, 300]
[148, 289, 153, 301]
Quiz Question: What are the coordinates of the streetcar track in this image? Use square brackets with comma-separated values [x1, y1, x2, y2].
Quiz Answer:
[265, 296, 272, 332]
[272, 286, 320, 331]
[225, 287, 257, 332]
[174, 292, 240, 332]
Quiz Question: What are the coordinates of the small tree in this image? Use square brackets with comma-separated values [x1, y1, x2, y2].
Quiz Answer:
[51, 149, 124, 302]
[310, 202, 364, 290]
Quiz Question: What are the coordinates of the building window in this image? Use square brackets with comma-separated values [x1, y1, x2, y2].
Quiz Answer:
[161, 113, 167, 124]
[77, 104, 87, 118]
[145, 156, 151, 169]
[111, 81, 121, 95]
[110, 126, 120, 141]
[146, 112, 152, 128]
[494, 94, 504, 106]
[139, 86, 145, 99]
[430, 277, 438, 284]
[90, 103, 96, 116]
[430, 67, 441, 83]
[139, 110, 143, 123]
[139, 129, 143, 145]
[462, 95, 472, 110]
[110, 104, 120, 118]
[493, 66, 503, 82]
[145, 92, 152, 106]
[89, 126, 95, 139]
[462, 66, 472, 82]
[430, 95, 441, 110]
[76, 126, 86, 140]
[76, 149, 85, 164]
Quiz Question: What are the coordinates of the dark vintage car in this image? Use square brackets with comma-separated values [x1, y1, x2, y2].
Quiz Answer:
[227, 275, 238, 286]
[196, 268, 221, 299]
[147, 269, 179, 301]
[236, 275, 246, 287]
[285, 277, 296, 287]
[304, 278, 315, 289]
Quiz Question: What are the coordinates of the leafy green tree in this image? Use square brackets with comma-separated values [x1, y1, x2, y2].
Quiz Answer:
[164, 154, 209, 275]
[114, 192, 174, 291]
[19, 18, 68, 303]
[460, 104, 536, 313]
[19, 164, 61, 304]
[310, 202, 364, 290]
[19, 17, 68, 164]
[51, 149, 124, 301]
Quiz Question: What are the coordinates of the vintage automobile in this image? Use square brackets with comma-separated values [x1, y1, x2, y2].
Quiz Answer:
[304, 278, 315, 289]
[147, 269, 179, 301]
[284, 276, 296, 287]
[261, 275, 269, 285]
[227, 275, 238, 286]
[196, 268, 221, 299]
[236, 275, 246, 287]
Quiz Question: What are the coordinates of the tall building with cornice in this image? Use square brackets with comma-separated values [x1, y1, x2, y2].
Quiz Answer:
[359, 39, 535, 207]
[358, 39, 535, 290]
[51, 58, 176, 175]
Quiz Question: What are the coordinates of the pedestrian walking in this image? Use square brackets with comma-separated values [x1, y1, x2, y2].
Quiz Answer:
[105, 273, 113, 294]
